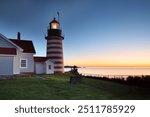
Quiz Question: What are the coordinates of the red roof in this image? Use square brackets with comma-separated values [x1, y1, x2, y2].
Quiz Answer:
[9, 39, 36, 54]
[34, 57, 47, 62]
[0, 47, 16, 55]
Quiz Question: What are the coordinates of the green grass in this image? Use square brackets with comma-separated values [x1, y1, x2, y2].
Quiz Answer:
[0, 73, 149, 100]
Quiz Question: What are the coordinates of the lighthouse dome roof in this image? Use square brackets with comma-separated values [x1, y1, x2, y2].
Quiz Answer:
[50, 18, 60, 24]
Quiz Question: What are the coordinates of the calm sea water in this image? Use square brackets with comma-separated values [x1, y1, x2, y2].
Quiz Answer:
[65, 67, 150, 77]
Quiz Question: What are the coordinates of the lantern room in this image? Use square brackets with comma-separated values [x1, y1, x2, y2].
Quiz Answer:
[45, 17, 63, 39]
[50, 18, 60, 29]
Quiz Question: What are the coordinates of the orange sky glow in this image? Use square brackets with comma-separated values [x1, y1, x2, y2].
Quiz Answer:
[64, 51, 150, 67]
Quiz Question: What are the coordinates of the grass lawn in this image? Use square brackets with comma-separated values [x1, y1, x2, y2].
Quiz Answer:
[0, 73, 149, 100]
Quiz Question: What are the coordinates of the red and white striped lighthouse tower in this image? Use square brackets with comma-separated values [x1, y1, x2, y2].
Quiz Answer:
[45, 18, 64, 73]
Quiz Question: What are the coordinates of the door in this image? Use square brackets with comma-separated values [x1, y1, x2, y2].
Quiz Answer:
[35, 62, 45, 74]
[0, 57, 13, 75]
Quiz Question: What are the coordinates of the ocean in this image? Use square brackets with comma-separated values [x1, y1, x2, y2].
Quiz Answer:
[65, 67, 150, 78]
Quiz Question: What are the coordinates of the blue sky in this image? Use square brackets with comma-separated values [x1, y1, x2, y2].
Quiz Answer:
[0, 0, 150, 67]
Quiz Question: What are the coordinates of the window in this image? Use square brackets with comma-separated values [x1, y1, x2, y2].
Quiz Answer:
[20, 59, 27, 68]
[48, 65, 51, 70]
[51, 22, 59, 29]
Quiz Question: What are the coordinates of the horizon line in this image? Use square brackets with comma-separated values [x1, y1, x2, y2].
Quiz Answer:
[64, 65, 150, 68]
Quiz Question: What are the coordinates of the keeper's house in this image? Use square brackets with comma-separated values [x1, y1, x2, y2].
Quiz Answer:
[0, 32, 56, 75]
[0, 32, 35, 75]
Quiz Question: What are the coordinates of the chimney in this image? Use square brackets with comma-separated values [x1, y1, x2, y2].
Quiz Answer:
[17, 32, 21, 41]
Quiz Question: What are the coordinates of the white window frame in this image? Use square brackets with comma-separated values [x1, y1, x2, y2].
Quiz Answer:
[20, 58, 28, 68]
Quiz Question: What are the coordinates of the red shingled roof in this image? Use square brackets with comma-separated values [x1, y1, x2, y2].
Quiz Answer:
[9, 39, 36, 54]
[0, 47, 16, 55]
[34, 57, 47, 62]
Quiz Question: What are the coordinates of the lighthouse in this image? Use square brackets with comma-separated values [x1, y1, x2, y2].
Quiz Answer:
[45, 18, 64, 73]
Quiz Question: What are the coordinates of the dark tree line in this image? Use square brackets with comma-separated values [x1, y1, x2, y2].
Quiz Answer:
[83, 75, 150, 88]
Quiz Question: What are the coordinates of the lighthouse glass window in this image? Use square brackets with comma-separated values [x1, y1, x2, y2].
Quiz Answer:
[51, 23, 59, 29]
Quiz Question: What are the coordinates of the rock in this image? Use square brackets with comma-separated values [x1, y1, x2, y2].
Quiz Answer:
[70, 76, 81, 84]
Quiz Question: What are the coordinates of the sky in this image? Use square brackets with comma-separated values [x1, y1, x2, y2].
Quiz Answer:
[0, 0, 150, 67]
